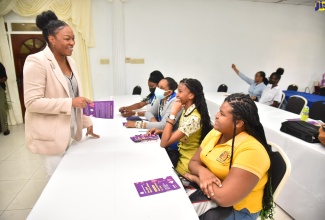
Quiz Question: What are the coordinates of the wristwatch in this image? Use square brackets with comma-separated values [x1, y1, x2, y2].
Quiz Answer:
[169, 114, 176, 120]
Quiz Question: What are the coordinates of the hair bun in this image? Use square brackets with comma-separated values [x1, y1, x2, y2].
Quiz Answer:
[276, 67, 284, 75]
[36, 10, 58, 30]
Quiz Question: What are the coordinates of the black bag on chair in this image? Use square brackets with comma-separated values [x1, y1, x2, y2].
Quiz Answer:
[280, 121, 320, 143]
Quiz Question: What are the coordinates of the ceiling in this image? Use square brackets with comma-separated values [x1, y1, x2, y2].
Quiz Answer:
[237, 0, 316, 6]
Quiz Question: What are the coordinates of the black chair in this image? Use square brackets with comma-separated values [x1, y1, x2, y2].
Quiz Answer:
[268, 141, 291, 201]
[217, 84, 228, 92]
[309, 101, 325, 122]
[132, 85, 141, 95]
[285, 95, 307, 114]
[287, 84, 298, 91]
[319, 87, 325, 96]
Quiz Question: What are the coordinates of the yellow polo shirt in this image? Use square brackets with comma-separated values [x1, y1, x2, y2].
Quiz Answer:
[200, 129, 270, 213]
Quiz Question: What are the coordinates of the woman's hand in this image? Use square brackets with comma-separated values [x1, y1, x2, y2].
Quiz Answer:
[147, 128, 163, 135]
[86, 125, 100, 138]
[198, 168, 222, 198]
[121, 110, 134, 117]
[125, 121, 136, 128]
[170, 99, 183, 115]
[72, 97, 92, 109]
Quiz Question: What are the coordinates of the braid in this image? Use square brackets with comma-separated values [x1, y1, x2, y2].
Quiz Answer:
[180, 78, 212, 142]
[225, 93, 274, 220]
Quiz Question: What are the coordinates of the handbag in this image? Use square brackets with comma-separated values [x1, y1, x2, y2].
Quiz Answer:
[280, 121, 320, 143]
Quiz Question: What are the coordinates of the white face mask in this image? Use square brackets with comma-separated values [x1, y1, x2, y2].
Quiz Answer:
[154, 87, 167, 100]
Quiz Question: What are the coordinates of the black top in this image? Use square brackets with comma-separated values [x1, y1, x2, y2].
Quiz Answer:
[0, 62, 7, 90]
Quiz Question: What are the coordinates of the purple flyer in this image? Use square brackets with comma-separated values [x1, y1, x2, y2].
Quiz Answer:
[83, 101, 114, 119]
[134, 176, 180, 197]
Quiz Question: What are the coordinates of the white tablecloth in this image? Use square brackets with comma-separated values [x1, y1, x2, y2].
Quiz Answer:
[205, 92, 325, 220]
[27, 95, 199, 220]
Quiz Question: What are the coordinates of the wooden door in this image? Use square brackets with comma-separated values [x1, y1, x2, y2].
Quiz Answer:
[11, 34, 46, 120]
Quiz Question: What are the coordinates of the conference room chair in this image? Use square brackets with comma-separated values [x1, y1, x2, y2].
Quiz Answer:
[132, 85, 142, 95]
[217, 84, 228, 92]
[287, 84, 298, 91]
[285, 95, 307, 114]
[309, 101, 325, 122]
[278, 92, 286, 109]
[267, 141, 292, 201]
[319, 87, 325, 96]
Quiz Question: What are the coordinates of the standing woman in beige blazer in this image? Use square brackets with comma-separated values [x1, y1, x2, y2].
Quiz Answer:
[23, 10, 99, 176]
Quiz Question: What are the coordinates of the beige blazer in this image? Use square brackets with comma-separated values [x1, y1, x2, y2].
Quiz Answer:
[24, 46, 92, 155]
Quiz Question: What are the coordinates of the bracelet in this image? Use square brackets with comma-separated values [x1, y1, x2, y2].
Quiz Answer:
[141, 122, 145, 129]
[135, 111, 138, 116]
[166, 121, 174, 126]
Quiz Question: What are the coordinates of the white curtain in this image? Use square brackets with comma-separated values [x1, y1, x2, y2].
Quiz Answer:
[0, 0, 95, 125]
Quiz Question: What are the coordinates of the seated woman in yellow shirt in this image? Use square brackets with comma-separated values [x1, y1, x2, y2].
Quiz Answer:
[186, 93, 273, 220]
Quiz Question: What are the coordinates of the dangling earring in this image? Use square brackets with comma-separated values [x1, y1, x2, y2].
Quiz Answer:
[52, 43, 55, 48]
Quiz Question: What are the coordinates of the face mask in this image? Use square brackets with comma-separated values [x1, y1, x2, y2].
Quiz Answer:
[155, 87, 167, 100]
[149, 87, 156, 94]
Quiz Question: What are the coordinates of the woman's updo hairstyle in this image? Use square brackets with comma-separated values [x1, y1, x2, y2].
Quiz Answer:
[36, 10, 67, 44]
[272, 67, 284, 80]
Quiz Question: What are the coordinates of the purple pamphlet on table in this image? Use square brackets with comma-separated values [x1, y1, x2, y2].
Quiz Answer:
[134, 176, 180, 197]
[83, 101, 114, 119]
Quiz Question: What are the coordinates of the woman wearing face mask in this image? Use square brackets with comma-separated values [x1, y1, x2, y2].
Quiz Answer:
[125, 77, 181, 130]
[259, 68, 284, 107]
[119, 70, 164, 117]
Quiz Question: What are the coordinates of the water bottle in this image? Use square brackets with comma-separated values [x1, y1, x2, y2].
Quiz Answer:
[300, 106, 309, 122]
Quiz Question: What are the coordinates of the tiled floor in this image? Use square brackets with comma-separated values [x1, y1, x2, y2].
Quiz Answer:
[0, 124, 294, 220]
[0, 124, 48, 220]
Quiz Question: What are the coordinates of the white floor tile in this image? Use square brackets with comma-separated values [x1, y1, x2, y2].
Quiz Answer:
[0, 209, 31, 220]
[7, 179, 48, 210]
[0, 160, 42, 181]
[31, 165, 48, 180]
[274, 204, 293, 220]
[6, 146, 42, 161]
[0, 125, 25, 147]
[0, 147, 19, 161]
[0, 180, 28, 210]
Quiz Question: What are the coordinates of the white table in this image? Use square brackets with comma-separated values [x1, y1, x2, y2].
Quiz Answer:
[205, 92, 325, 220]
[27, 95, 199, 220]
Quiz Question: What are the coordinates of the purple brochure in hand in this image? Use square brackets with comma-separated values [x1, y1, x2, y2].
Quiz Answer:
[134, 176, 180, 197]
[83, 101, 114, 119]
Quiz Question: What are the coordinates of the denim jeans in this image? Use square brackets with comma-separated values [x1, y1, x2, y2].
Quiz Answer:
[224, 208, 260, 220]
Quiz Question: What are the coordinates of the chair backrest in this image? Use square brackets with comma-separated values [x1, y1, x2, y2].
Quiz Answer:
[285, 95, 307, 114]
[278, 92, 286, 109]
[309, 101, 325, 122]
[319, 87, 325, 96]
[132, 85, 142, 95]
[268, 141, 291, 201]
[287, 84, 298, 91]
[217, 84, 228, 92]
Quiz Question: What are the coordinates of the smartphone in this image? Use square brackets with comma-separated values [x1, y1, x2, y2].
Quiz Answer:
[172, 167, 200, 189]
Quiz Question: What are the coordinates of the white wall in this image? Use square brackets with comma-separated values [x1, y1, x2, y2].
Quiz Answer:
[5, 0, 325, 100]
[90, 0, 325, 99]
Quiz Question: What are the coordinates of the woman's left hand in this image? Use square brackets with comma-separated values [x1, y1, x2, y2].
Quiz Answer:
[125, 121, 136, 128]
[198, 168, 222, 198]
[86, 126, 100, 138]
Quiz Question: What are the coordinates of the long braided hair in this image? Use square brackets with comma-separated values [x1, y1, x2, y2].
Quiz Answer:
[224, 93, 274, 220]
[180, 78, 212, 142]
